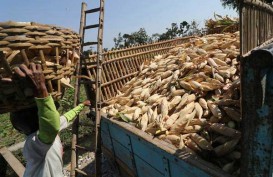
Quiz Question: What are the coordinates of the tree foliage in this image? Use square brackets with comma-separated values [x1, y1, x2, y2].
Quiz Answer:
[159, 21, 190, 40]
[221, 0, 273, 10]
[112, 21, 202, 49]
[113, 28, 150, 49]
[113, 32, 123, 48]
[123, 28, 149, 47]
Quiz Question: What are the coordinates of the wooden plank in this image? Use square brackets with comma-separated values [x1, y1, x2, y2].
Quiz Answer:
[102, 146, 135, 177]
[0, 147, 25, 177]
[134, 155, 164, 177]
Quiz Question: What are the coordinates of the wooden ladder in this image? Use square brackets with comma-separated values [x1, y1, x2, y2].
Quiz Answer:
[70, 1, 104, 177]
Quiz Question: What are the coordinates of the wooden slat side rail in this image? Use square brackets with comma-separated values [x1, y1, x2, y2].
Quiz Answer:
[0, 147, 25, 177]
[86, 36, 195, 61]
[87, 47, 173, 69]
[241, 0, 273, 55]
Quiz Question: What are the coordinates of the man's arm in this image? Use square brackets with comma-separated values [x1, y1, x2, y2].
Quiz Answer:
[16, 63, 60, 144]
[36, 95, 60, 144]
[63, 100, 91, 123]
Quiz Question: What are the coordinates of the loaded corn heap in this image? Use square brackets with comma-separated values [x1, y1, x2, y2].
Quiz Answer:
[102, 31, 241, 176]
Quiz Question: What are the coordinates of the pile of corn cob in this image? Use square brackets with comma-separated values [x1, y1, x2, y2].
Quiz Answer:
[102, 31, 241, 176]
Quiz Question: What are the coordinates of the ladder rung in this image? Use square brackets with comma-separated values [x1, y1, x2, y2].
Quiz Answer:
[75, 145, 92, 151]
[75, 168, 88, 176]
[84, 24, 100, 30]
[85, 7, 100, 14]
[82, 42, 98, 46]
[80, 80, 96, 84]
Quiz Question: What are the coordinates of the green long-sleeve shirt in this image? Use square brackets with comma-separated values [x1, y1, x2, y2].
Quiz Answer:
[63, 103, 84, 122]
[35, 95, 85, 144]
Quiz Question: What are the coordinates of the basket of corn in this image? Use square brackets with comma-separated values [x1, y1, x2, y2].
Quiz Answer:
[102, 31, 241, 176]
[0, 21, 80, 113]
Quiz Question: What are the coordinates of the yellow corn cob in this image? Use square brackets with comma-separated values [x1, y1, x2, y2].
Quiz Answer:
[210, 123, 241, 138]
[207, 58, 218, 67]
[222, 107, 241, 122]
[207, 101, 223, 118]
[171, 88, 185, 97]
[182, 125, 202, 133]
[214, 73, 224, 82]
[214, 138, 240, 157]
[213, 58, 227, 66]
[189, 80, 202, 90]
[147, 107, 154, 123]
[179, 80, 194, 91]
[160, 97, 169, 119]
[140, 113, 149, 131]
[185, 137, 202, 153]
[198, 98, 208, 109]
[169, 96, 182, 110]
[165, 112, 180, 129]
[166, 135, 180, 145]
[190, 133, 213, 151]
[222, 161, 235, 173]
[175, 93, 189, 111]
[133, 108, 142, 120]
[186, 94, 196, 104]
[194, 102, 203, 119]
[209, 115, 220, 123]
[187, 118, 208, 126]
[161, 70, 173, 79]
[170, 109, 196, 134]
[213, 53, 227, 60]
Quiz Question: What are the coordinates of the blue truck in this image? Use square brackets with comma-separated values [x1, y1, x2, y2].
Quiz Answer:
[99, 44, 273, 177]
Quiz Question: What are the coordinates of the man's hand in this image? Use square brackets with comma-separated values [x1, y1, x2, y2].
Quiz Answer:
[14, 63, 48, 98]
[82, 100, 91, 106]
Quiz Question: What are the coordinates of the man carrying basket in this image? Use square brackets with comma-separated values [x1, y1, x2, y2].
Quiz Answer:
[10, 63, 90, 177]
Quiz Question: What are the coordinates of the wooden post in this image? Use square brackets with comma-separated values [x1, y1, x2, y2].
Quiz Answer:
[70, 2, 86, 177]
[95, 0, 105, 176]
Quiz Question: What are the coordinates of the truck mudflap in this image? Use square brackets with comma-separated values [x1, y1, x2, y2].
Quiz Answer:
[101, 117, 232, 177]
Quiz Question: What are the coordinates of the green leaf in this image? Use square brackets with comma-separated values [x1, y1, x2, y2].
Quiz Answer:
[116, 113, 130, 123]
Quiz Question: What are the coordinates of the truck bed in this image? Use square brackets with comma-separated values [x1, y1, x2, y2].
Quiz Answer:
[101, 117, 232, 177]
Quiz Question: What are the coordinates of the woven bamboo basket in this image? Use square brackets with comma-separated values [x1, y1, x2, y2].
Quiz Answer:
[0, 21, 81, 113]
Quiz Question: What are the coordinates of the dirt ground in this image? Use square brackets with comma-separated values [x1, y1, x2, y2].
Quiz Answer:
[63, 152, 120, 177]
[62, 129, 121, 177]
